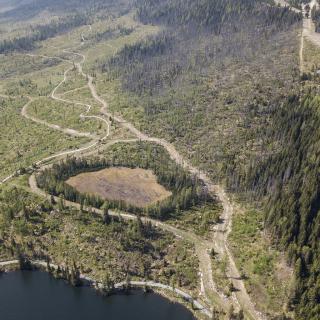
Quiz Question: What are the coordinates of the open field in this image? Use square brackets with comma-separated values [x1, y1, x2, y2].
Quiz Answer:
[0, 55, 66, 96]
[66, 167, 172, 207]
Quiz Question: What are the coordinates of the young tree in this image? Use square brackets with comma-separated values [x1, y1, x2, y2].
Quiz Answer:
[101, 202, 111, 224]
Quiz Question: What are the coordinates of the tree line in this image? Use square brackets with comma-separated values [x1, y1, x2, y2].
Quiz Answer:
[36, 152, 212, 220]
[226, 92, 320, 319]
[311, 4, 320, 32]
[0, 14, 89, 54]
[135, 0, 301, 32]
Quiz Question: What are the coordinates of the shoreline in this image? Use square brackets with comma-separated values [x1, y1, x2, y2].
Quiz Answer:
[0, 259, 211, 320]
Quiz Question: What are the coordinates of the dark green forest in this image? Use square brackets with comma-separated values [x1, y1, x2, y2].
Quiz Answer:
[102, 0, 319, 318]
[0, 14, 88, 53]
[228, 93, 320, 319]
[0, 0, 132, 54]
[36, 143, 212, 220]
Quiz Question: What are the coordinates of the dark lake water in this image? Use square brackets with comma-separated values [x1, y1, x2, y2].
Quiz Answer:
[0, 271, 195, 320]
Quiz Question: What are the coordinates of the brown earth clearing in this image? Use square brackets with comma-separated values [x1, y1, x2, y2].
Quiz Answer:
[66, 167, 172, 207]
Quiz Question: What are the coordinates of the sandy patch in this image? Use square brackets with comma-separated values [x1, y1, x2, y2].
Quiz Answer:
[66, 167, 172, 207]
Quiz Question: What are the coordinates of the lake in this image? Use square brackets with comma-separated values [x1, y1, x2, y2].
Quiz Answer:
[0, 271, 195, 320]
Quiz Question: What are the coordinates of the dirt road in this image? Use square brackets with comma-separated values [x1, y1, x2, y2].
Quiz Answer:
[87, 62, 264, 320]
[21, 96, 94, 138]
[1, 24, 267, 320]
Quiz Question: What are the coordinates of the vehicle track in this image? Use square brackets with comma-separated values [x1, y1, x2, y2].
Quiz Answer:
[21, 96, 95, 138]
[87, 56, 264, 320]
[0, 49, 111, 184]
[1, 24, 266, 320]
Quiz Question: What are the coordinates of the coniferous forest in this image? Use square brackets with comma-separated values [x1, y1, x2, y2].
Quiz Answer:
[1, 0, 320, 318]
[102, 0, 318, 318]
[229, 93, 320, 319]
[37, 144, 212, 220]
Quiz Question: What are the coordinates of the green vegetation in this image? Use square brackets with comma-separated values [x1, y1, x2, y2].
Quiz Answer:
[233, 93, 320, 319]
[27, 97, 102, 134]
[0, 184, 199, 292]
[0, 1, 206, 317]
[37, 142, 216, 220]
[1, 0, 320, 318]
[98, 0, 308, 317]
[301, 39, 320, 73]
[101, 0, 301, 184]
[229, 208, 293, 317]
[169, 203, 221, 238]
[56, 68, 88, 94]
[0, 96, 88, 180]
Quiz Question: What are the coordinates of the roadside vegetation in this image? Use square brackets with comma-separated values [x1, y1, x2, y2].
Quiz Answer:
[96, 1, 302, 317]
[27, 97, 102, 134]
[0, 96, 88, 180]
[1, 0, 320, 319]
[0, 183, 199, 294]
[229, 207, 293, 317]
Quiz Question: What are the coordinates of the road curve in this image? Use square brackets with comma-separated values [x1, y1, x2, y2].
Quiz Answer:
[21, 96, 94, 138]
[0, 48, 111, 184]
[1, 24, 265, 320]
[87, 65, 263, 320]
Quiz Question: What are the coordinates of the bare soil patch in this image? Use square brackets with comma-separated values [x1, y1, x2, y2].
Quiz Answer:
[66, 167, 172, 207]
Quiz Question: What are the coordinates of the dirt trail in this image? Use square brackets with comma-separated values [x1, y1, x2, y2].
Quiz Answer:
[29, 169, 226, 311]
[59, 85, 88, 96]
[88, 68, 263, 320]
[302, 0, 320, 48]
[1, 24, 266, 320]
[21, 96, 94, 138]
[0, 48, 110, 184]
[276, 0, 320, 72]
[274, 1, 304, 71]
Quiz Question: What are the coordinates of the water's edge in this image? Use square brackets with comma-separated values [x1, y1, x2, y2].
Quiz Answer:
[0, 260, 205, 319]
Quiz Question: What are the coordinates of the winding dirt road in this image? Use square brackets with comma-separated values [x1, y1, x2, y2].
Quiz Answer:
[87, 56, 264, 320]
[0, 22, 268, 320]
[4, 3, 317, 318]
[0, 49, 111, 184]
[21, 96, 94, 138]
[275, 0, 320, 72]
